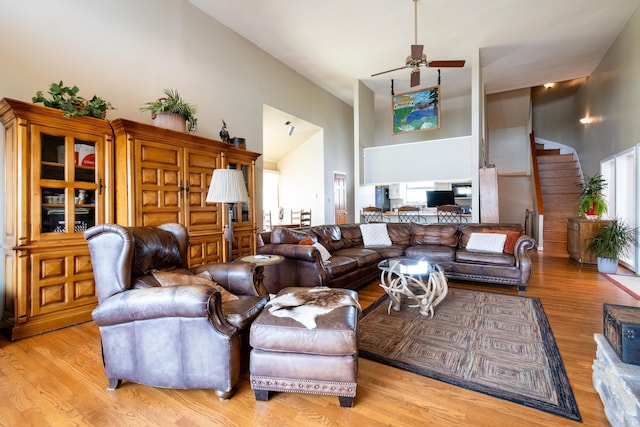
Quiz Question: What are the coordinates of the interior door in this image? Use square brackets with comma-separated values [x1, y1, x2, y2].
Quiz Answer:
[334, 172, 347, 224]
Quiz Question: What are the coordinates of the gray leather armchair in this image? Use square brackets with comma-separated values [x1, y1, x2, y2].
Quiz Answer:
[85, 223, 268, 400]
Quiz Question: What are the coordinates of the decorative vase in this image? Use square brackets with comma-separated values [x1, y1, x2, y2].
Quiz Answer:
[230, 137, 246, 149]
[152, 112, 187, 133]
[597, 256, 618, 274]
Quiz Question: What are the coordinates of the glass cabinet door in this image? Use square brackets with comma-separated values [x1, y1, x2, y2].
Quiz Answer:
[36, 126, 102, 238]
[227, 161, 251, 225]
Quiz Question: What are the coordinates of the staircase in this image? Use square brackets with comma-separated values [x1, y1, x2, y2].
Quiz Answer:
[535, 143, 581, 253]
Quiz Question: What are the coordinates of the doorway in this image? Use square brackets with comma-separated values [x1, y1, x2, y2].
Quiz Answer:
[334, 172, 347, 224]
[262, 105, 325, 226]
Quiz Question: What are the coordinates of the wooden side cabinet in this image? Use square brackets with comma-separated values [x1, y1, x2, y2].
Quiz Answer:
[0, 98, 114, 339]
[111, 119, 260, 265]
[567, 217, 611, 264]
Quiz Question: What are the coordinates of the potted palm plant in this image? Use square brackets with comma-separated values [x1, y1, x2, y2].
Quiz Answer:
[139, 88, 197, 133]
[577, 173, 608, 219]
[587, 218, 637, 273]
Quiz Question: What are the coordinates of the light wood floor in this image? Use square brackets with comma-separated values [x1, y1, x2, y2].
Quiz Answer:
[1, 249, 637, 426]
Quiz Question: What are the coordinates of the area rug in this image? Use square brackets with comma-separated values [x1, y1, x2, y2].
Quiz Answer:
[602, 273, 640, 299]
[359, 288, 581, 422]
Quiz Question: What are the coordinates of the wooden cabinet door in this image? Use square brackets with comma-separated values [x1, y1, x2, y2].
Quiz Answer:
[30, 248, 96, 316]
[183, 148, 222, 232]
[134, 139, 183, 226]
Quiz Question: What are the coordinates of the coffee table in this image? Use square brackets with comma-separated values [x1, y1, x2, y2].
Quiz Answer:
[377, 257, 448, 317]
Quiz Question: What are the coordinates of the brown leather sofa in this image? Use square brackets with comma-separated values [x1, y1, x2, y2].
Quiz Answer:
[85, 223, 268, 399]
[257, 222, 537, 294]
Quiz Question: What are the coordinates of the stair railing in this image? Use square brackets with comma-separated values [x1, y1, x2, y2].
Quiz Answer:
[529, 132, 544, 216]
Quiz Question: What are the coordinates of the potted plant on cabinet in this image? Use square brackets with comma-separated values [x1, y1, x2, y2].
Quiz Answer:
[587, 218, 637, 273]
[577, 173, 608, 219]
[139, 88, 197, 133]
[32, 81, 114, 119]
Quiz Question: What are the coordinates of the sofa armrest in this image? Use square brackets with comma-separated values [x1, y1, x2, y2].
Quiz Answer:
[92, 284, 235, 335]
[513, 235, 537, 268]
[192, 261, 260, 297]
[257, 243, 319, 262]
[257, 243, 330, 291]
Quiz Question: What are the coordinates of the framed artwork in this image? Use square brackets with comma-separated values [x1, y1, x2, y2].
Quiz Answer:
[392, 85, 440, 134]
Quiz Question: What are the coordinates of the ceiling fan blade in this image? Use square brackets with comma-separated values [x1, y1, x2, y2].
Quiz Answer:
[428, 60, 466, 68]
[410, 70, 420, 87]
[411, 44, 424, 61]
[371, 66, 408, 77]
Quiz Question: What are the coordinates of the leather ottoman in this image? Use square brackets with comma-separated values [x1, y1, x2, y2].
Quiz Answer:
[249, 287, 360, 407]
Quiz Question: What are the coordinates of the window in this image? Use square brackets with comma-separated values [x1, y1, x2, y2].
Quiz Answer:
[601, 147, 637, 271]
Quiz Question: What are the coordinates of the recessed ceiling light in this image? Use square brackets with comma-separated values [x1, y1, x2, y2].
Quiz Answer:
[543, 83, 554, 89]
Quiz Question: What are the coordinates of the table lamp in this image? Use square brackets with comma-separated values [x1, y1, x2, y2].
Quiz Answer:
[206, 168, 249, 261]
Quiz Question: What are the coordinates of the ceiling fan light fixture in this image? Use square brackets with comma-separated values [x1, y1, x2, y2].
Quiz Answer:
[370, 0, 465, 87]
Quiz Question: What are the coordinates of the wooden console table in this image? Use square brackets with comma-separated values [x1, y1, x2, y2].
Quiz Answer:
[567, 217, 611, 264]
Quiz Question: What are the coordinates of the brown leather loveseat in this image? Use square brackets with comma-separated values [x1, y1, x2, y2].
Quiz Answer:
[257, 222, 536, 294]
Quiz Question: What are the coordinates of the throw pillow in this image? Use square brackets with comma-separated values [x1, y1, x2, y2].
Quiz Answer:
[298, 236, 314, 245]
[359, 223, 392, 246]
[482, 228, 521, 254]
[312, 242, 332, 262]
[151, 269, 238, 303]
[466, 232, 507, 253]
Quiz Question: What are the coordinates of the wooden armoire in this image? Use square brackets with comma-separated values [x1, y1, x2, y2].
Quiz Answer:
[0, 98, 114, 339]
[0, 100, 259, 340]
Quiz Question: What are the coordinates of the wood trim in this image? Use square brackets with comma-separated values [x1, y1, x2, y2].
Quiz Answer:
[529, 132, 545, 215]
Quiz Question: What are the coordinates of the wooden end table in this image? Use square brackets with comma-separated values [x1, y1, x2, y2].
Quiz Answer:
[240, 254, 284, 297]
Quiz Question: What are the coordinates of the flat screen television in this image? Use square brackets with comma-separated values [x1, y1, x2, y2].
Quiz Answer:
[426, 190, 455, 207]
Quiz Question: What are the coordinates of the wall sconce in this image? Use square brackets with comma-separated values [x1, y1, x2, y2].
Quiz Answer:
[285, 120, 295, 136]
[579, 117, 591, 126]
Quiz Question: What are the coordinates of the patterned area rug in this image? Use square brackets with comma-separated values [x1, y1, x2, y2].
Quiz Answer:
[359, 288, 581, 422]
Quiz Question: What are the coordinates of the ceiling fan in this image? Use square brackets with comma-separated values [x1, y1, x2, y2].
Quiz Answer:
[371, 0, 465, 88]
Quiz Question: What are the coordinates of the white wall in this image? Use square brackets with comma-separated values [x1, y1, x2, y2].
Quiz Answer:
[0, 0, 354, 221]
[485, 88, 535, 224]
[364, 136, 473, 184]
[277, 131, 325, 225]
[574, 6, 640, 175]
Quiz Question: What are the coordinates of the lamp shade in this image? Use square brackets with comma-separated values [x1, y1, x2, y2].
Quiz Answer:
[206, 169, 249, 203]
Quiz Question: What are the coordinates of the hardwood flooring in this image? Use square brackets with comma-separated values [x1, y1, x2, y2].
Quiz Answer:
[1, 249, 637, 426]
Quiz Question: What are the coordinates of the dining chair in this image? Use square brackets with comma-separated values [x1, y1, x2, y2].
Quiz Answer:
[263, 210, 272, 231]
[397, 205, 421, 223]
[437, 204, 464, 223]
[300, 210, 312, 227]
[361, 206, 385, 223]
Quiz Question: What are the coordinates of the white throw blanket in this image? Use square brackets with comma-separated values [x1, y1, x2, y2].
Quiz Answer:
[267, 287, 361, 329]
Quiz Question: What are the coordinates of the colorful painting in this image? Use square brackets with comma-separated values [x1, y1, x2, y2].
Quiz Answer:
[392, 85, 440, 134]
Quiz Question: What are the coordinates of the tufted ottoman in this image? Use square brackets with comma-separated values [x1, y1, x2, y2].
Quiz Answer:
[249, 287, 360, 407]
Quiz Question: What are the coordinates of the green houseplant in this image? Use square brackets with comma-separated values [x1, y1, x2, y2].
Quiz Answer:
[577, 173, 608, 219]
[32, 81, 114, 119]
[139, 88, 197, 133]
[587, 218, 637, 273]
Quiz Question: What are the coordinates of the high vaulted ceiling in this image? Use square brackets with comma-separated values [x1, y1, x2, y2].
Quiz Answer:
[188, 0, 639, 163]
[188, 0, 639, 105]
